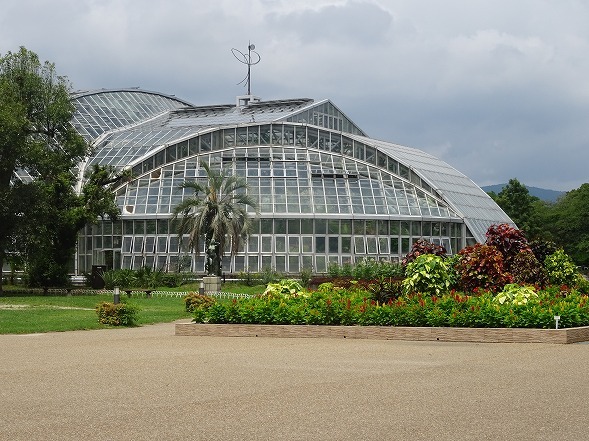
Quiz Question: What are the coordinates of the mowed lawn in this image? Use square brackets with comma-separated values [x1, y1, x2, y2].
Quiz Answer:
[0, 294, 192, 334]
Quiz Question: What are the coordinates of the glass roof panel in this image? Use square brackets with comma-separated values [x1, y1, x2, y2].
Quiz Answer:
[351, 136, 513, 242]
[115, 148, 460, 219]
[71, 89, 190, 141]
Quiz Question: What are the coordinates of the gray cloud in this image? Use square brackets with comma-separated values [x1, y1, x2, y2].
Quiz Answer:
[1, 0, 588, 191]
[265, 1, 393, 45]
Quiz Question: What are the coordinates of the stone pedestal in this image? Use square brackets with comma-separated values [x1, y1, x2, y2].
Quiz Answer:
[203, 276, 222, 294]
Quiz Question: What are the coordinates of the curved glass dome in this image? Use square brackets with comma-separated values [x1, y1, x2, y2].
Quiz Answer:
[71, 89, 191, 141]
[73, 90, 513, 275]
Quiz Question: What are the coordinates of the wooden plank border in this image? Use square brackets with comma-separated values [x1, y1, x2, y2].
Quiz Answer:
[175, 323, 589, 344]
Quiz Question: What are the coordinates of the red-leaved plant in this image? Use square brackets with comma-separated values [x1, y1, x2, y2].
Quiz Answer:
[402, 238, 447, 266]
[455, 243, 512, 293]
[485, 223, 530, 262]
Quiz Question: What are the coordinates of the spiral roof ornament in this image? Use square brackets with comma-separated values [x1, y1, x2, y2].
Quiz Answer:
[231, 42, 261, 95]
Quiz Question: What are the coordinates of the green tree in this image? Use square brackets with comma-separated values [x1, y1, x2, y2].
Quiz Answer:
[25, 166, 123, 286]
[172, 161, 257, 276]
[547, 183, 589, 265]
[487, 178, 546, 239]
[0, 48, 120, 289]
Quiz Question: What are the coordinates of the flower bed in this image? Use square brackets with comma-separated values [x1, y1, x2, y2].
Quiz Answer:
[184, 285, 589, 330]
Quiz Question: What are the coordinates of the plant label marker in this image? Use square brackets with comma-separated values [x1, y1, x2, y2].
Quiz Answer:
[554, 315, 560, 329]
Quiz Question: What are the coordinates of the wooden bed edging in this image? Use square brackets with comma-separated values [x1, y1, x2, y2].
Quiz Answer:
[175, 323, 589, 344]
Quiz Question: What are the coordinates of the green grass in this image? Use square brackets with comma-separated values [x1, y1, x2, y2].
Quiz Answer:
[0, 294, 191, 334]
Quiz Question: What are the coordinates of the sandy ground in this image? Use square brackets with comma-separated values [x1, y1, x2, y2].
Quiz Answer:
[1, 321, 588, 441]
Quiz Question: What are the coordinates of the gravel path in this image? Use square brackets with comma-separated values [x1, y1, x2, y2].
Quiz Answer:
[1, 321, 588, 440]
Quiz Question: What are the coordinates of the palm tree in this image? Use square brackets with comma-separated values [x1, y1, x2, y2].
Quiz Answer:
[172, 161, 257, 276]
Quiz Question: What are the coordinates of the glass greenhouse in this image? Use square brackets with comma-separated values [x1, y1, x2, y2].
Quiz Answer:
[70, 89, 513, 275]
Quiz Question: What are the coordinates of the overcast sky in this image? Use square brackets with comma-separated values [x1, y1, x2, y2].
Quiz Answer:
[2, 0, 588, 191]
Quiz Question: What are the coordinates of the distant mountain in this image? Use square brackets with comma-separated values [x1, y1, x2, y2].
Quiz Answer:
[482, 184, 565, 203]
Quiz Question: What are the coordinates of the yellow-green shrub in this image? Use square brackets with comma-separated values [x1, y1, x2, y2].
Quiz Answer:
[95, 302, 139, 326]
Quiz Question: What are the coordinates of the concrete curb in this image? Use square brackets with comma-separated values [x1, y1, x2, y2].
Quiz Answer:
[175, 322, 589, 344]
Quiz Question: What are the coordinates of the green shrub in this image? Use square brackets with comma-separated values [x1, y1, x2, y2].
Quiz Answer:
[529, 239, 557, 266]
[508, 250, 547, 286]
[135, 266, 165, 289]
[299, 268, 313, 288]
[576, 276, 589, 294]
[366, 277, 404, 304]
[545, 249, 578, 286]
[327, 263, 342, 277]
[95, 302, 139, 326]
[402, 254, 451, 296]
[101, 269, 136, 289]
[494, 284, 538, 306]
[260, 267, 281, 284]
[183, 293, 216, 313]
[160, 272, 186, 288]
[263, 279, 304, 298]
[325, 259, 403, 280]
[238, 271, 262, 287]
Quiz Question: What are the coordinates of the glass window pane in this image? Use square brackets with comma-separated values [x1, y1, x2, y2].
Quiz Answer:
[302, 236, 313, 253]
[133, 256, 143, 269]
[315, 255, 327, 273]
[341, 237, 351, 253]
[288, 219, 300, 234]
[328, 220, 339, 234]
[157, 219, 169, 234]
[366, 237, 378, 254]
[301, 219, 313, 234]
[329, 237, 339, 253]
[156, 255, 167, 270]
[315, 219, 326, 234]
[379, 237, 390, 254]
[123, 220, 134, 234]
[261, 236, 272, 253]
[260, 219, 273, 234]
[275, 255, 286, 272]
[354, 237, 366, 254]
[391, 238, 399, 255]
[288, 255, 299, 273]
[248, 236, 259, 253]
[248, 255, 259, 272]
[122, 237, 132, 253]
[316, 237, 326, 253]
[122, 256, 132, 269]
[340, 220, 352, 235]
[156, 236, 167, 253]
[133, 237, 144, 253]
[145, 236, 155, 253]
[275, 236, 286, 253]
[262, 255, 272, 270]
[289, 236, 300, 253]
[169, 237, 179, 253]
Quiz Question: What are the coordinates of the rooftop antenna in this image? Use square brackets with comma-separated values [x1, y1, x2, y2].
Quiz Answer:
[232, 42, 261, 95]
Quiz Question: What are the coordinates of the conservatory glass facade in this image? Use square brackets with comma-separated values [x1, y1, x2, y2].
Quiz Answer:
[68, 89, 513, 275]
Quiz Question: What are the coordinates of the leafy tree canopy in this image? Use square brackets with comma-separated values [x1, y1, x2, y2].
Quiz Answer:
[548, 183, 589, 265]
[487, 178, 547, 239]
[0, 47, 120, 288]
